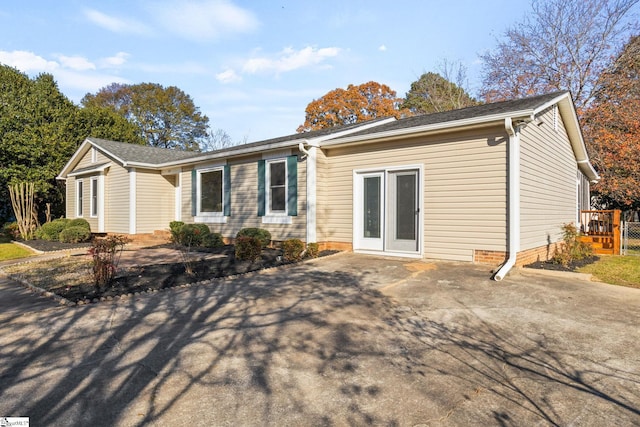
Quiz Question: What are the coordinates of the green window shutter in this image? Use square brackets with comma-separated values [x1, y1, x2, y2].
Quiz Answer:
[191, 169, 197, 216]
[224, 164, 231, 216]
[257, 160, 265, 216]
[287, 155, 298, 216]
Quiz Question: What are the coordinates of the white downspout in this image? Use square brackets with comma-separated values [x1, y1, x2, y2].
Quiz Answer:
[298, 141, 317, 244]
[494, 117, 521, 281]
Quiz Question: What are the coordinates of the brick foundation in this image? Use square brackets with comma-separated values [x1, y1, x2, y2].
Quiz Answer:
[474, 242, 561, 267]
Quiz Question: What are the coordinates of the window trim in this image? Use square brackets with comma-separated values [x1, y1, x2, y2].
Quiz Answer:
[76, 180, 84, 218]
[195, 166, 227, 223]
[266, 159, 288, 216]
[90, 177, 98, 218]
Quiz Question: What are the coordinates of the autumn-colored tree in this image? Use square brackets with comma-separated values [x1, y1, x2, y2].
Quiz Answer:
[403, 70, 478, 115]
[480, 0, 638, 111]
[583, 35, 640, 211]
[297, 81, 408, 132]
[82, 82, 210, 151]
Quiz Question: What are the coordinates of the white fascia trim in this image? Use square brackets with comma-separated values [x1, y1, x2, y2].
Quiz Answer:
[555, 97, 600, 183]
[58, 139, 92, 179]
[319, 111, 535, 148]
[129, 168, 136, 235]
[67, 162, 112, 177]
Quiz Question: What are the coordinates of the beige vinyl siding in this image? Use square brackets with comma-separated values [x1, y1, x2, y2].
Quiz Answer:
[316, 148, 329, 241]
[105, 163, 130, 233]
[181, 152, 307, 241]
[66, 176, 76, 219]
[76, 147, 110, 169]
[136, 170, 176, 233]
[321, 127, 508, 261]
[520, 106, 578, 250]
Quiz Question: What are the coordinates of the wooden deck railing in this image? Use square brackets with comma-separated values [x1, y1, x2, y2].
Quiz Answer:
[579, 210, 621, 255]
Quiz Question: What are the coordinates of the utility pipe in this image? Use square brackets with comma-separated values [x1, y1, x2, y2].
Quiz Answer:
[494, 117, 521, 281]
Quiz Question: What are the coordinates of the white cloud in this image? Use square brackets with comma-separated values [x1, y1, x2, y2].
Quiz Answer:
[56, 55, 96, 71]
[242, 46, 341, 75]
[378, 45, 387, 52]
[0, 50, 58, 72]
[151, 0, 258, 41]
[99, 52, 130, 67]
[84, 9, 151, 35]
[216, 68, 242, 84]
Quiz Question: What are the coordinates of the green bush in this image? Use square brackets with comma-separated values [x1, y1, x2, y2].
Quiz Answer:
[1, 222, 20, 240]
[59, 226, 92, 243]
[169, 221, 185, 242]
[236, 228, 271, 248]
[203, 232, 224, 248]
[235, 236, 262, 261]
[552, 222, 594, 266]
[37, 218, 70, 241]
[175, 223, 210, 247]
[305, 242, 319, 259]
[282, 238, 305, 262]
[67, 218, 91, 230]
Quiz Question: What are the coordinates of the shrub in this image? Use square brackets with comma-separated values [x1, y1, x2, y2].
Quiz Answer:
[59, 226, 91, 243]
[552, 222, 594, 266]
[282, 238, 305, 262]
[2, 222, 20, 240]
[67, 218, 91, 230]
[305, 242, 319, 259]
[236, 228, 271, 248]
[235, 236, 262, 261]
[37, 218, 70, 241]
[174, 223, 211, 247]
[169, 221, 185, 242]
[89, 235, 130, 288]
[203, 232, 224, 248]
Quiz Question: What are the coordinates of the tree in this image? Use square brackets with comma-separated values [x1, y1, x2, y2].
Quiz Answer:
[403, 62, 478, 114]
[297, 81, 408, 132]
[82, 83, 210, 151]
[479, 0, 638, 111]
[200, 128, 236, 152]
[0, 65, 143, 224]
[583, 35, 640, 211]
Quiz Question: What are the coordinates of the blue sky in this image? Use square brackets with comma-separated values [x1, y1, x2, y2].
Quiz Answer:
[0, 0, 532, 143]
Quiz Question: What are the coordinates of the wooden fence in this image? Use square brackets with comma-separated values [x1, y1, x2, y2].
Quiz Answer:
[579, 210, 621, 255]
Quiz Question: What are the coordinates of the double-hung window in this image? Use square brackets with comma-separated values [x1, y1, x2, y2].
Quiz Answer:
[258, 156, 297, 223]
[267, 160, 287, 214]
[192, 165, 230, 222]
[76, 180, 84, 217]
[90, 177, 98, 217]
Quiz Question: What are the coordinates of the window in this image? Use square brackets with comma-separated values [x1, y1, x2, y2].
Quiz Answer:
[90, 177, 98, 217]
[199, 169, 223, 213]
[257, 156, 297, 221]
[76, 180, 83, 217]
[192, 165, 230, 221]
[268, 160, 287, 213]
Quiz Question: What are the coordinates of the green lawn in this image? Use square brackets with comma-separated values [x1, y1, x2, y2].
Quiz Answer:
[0, 242, 34, 261]
[579, 255, 640, 288]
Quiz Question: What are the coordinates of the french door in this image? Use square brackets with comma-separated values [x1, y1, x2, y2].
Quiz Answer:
[355, 168, 420, 254]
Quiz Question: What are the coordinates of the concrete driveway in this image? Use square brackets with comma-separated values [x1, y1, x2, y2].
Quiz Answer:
[0, 253, 638, 426]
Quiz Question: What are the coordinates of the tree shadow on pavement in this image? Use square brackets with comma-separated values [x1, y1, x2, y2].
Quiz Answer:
[0, 260, 638, 426]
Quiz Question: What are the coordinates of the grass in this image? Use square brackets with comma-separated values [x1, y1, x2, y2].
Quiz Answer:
[579, 255, 640, 288]
[3, 257, 91, 289]
[0, 242, 34, 261]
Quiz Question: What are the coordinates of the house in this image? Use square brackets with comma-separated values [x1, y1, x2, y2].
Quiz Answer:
[57, 91, 599, 279]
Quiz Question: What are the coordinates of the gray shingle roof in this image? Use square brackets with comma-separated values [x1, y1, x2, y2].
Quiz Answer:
[88, 138, 199, 165]
[329, 91, 569, 139]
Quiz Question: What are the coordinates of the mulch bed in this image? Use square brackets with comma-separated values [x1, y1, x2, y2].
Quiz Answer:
[42, 246, 339, 304]
[524, 255, 600, 272]
[16, 238, 92, 252]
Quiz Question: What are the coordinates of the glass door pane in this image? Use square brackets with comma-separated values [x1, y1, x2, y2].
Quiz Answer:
[364, 176, 381, 238]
